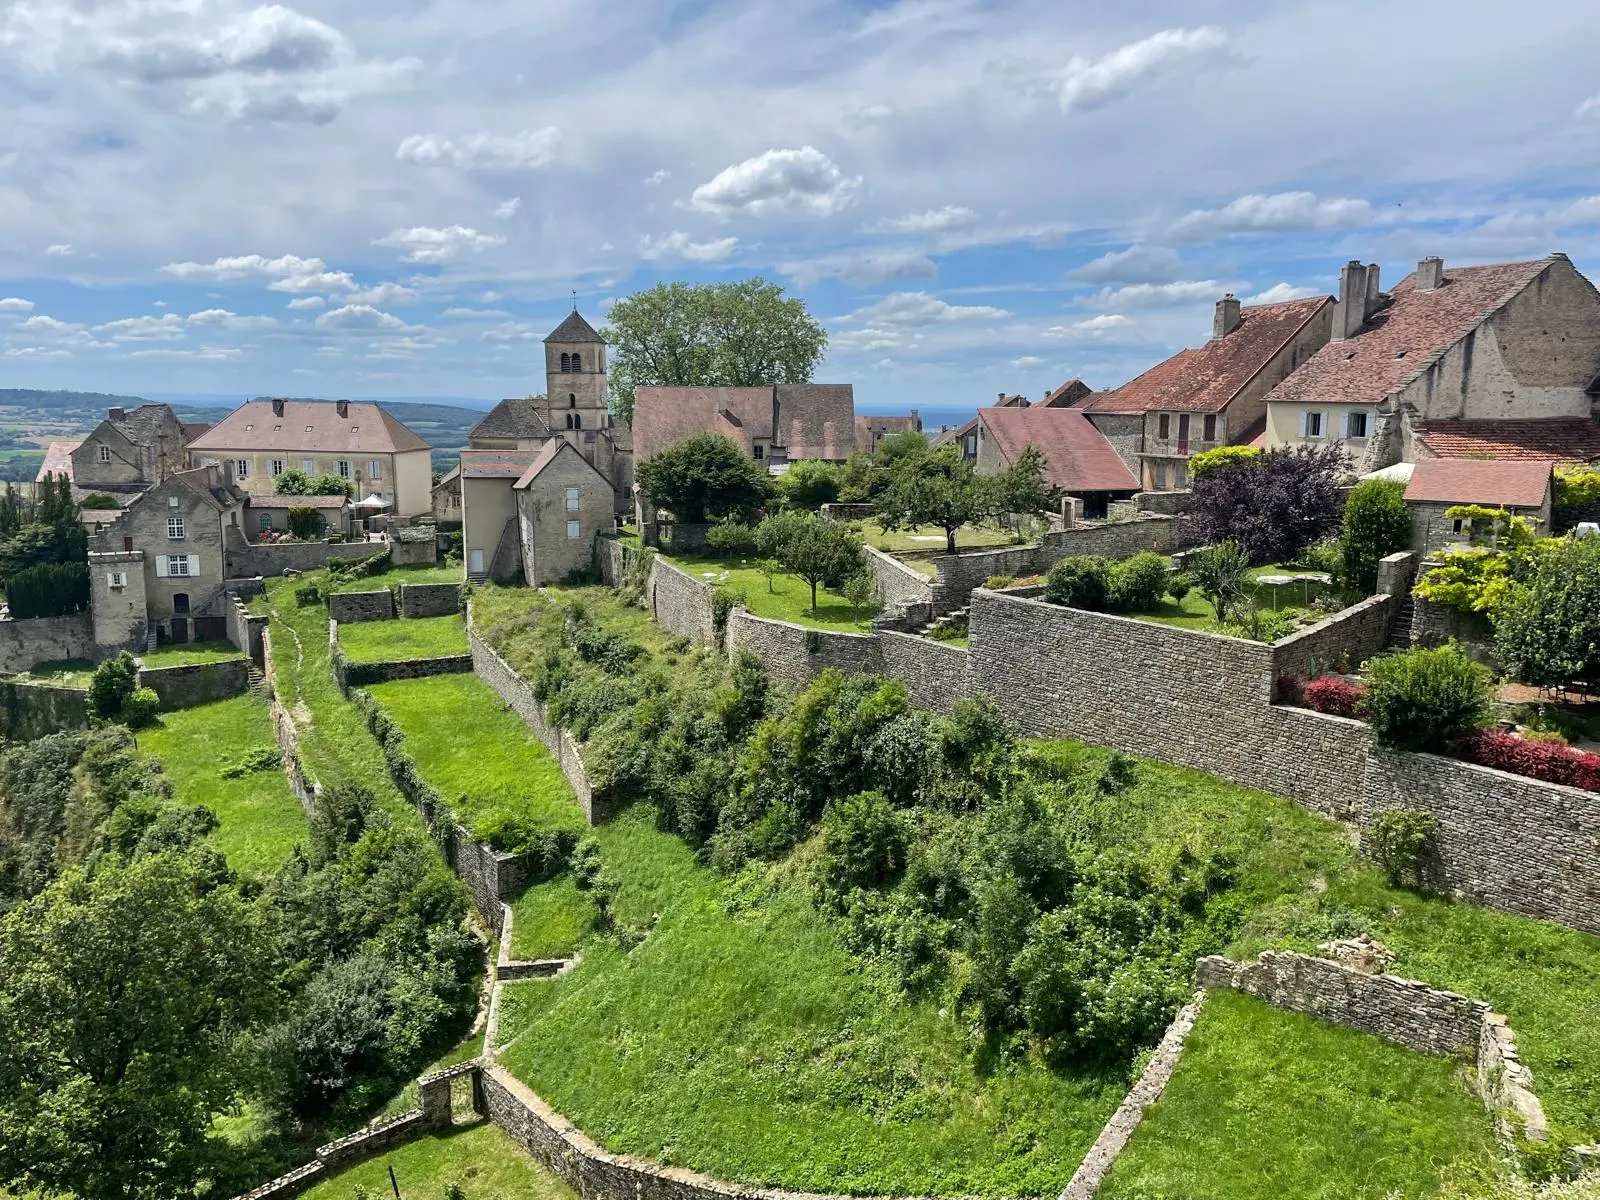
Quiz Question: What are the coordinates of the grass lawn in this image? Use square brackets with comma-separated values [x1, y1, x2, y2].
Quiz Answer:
[365, 673, 585, 841]
[328, 562, 463, 592]
[138, 694, 308, 877]
[338, 614, 469, 662]
[1100, 990, 1503, 1200]
[658, 551, 878, 632]
[475, 582, 681, 663]
[858, 518, 1020, 555]
[138, 639, 245, 668]
[7, 657, 95, 688]
[298, 1121, 575, 1200]
[508, 874, 595, 961]
[496, 804, 1128, 1198]
[1134, 564, 1337, 635]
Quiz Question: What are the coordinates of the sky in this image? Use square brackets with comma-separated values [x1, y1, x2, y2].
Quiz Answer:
[3, 0, 1600, 424]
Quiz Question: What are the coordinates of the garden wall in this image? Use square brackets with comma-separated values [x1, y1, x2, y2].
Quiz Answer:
[328, 588, 395, 623]
[225, 592, 268, 662]
[875, 630, 970, 715]
[647, 557, 717, 645]
[399, 582, 461, 618]
[0, 680, 88, 739]
[724, 611, 880, 691]
[594, 535, 626, 586]
[863, 545, 934, 617]
[262, 629, 318, 815]
[139, 658, 251, 710]
[1269, 595, 1396, 686]
[0, 612, 93, 674]
[224, 528, 381, 578]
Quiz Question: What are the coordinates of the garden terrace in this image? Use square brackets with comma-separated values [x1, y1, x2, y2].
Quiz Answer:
[858, 518, 1023, 555]
[327, 562, 464, 592]
[654, 548, 879, 631]
[338, 613, 470, 663]
[296, 1120, 575, 1200]
[137, 640, 246, 667]
[1128, 563, 1339, 637]
[1099, 990, 1503, 1200]
[4, 657, 95, 688]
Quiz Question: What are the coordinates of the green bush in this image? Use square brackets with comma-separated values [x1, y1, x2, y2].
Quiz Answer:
[1338, 478, 1411, 594]
[1188, 445, 1261, 480]
[6, 561, 90, 619]
[983, 575, 1017, 590]
[220, 747, 283, 779]
[286, 507, 326, 541]
[1166, 573, 1192, 602]
[705, 520, 756, 556]
[1363, 644, 1495, 752]
[294, 583, 323, 607]
[1044, 555, 1112, 609]
[86, 651, 139, 721]
[812, 790, 909, 910]
[1108, 552, 1172, 612]
[121, 687, 159, 729]
[1189, 540, 1251, 621]
[712, 585, 746, 634]
[1367, 807, 1437, 886]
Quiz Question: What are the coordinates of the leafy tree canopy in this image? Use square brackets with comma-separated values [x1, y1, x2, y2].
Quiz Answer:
[1494, 535, 1600, 689]
[875, 445, 990, 554]
[637, 433, 770, 524]
[1338, 478, 1412, 594]
[755, 510, 863, 612]
[1191, 445, 1346, 565]
[274, 468, 354, 498]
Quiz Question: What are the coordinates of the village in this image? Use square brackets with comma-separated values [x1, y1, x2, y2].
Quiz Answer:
[1, 248, 1599, 1200]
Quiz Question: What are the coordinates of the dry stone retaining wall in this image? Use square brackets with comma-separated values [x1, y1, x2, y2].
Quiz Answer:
[138, 658, 251, 710]
[874, 630, 970, 714]
[863, 545, 934, 617]
[0, 680, 88, 740]
[328, 588, 395, 623]
[0, 612, 94, 674]
[399, 582, 462, 617]
[724, 610, 880, 691]
[225, 591, 267, 662]
[647, 557, 718, 645]
[224, 530, 380, 579]
[1270, 595, 1395, 685]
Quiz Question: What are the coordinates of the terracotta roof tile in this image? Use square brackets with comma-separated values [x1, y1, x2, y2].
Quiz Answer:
[1415, 417, 1600, 464]
[460, 448, 544, 479]
[634, 384, 856, 462]
[188, 400, 431, 454]
[1404, 458, 1553, 508]
[978, 406, 1139, 492]
[776, 384, 855, 460]
[1088, 296, 1332, 415]
[1268, 258, 1556, 407]
[855, 414, 921, 450]
[37, 439, 80, 481]
[513, 439, 610, 489]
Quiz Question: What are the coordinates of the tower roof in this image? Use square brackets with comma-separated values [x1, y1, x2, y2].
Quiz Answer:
[545, 309, 602, 343]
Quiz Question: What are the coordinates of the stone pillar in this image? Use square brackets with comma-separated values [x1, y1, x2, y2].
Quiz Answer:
[418, 1072, 454, 1128]
[1375, 551, 1417, 597]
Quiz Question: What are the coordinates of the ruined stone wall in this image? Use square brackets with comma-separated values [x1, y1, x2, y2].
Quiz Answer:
[327, 588, 395, 623]
[225, 592, 267, 662]
[724, 611, 880, 691]
[0, 681, 88, 740]
[139, 658, 251, 710]
[341, 652, 473, 687]
[0, 613, 94, 674]
[647, 557, 717, 645]
[399, 582, 461, 618]
[594, 535, 626, 586]
[1270, 595, 1396, 685]
[874, 630, 971, 715]
[224, 531, 380, 579]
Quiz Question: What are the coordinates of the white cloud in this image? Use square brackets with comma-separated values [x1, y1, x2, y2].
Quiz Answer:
[185, 308, 278, 329]
[396, 129, 560, 170]
[98, 313, 187, 340]
[690, 146, 860, 219]
[313, 304, 418, 332]
[844, 291, 1008, 327]
[4, 347, 71, 359]
[481, 322, 542, 343]
[1067, 244, 1184, 284]
[1576, 95, 1600, 119]
[638, 231, 739, 263]
[0, 298, 34, 314]
[441, 307, 513, 320]
[17, 315, 85, 336]
[286, 295, 326, 310]
[1055, 27, 1232, 114]
[494, 197, 522, 220]
[1170, 191, 1373, 241]
[869, 206, 975, 234]
[1244, 283, 1324, 304]
[782, 247, 937, 288]
[1044, 314, 1134, 339]
[45, 243, 73, 257]
[161, 253, 356, 292]
[643, 169, 670, 187]
[1085, 280, 1229, 308]
[1009, 356, 1045, 369]
[375, 226, 505, 264]
[347, 282, 420, 305]
[128, 345, 242, 360]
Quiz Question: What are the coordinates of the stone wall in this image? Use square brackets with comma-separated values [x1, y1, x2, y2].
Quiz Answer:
[819, 502, 876, 521]
[328, 588, 395, 623]
[224, 529, 381, 579]
[343, 652, 474, 688]
[1135, 490, 1190, 515]
[1410, 595, 1495, 658]
[0, 681, 88, 740]
[594, 535, 626, 587]
[399, 582, 461, 618]
[724, 611, 880, 691]
[0, 613, 94, 674]
[647, 557, 717, 645]
[1363, 750, 1600, 935]
[863, 545, 934, 618]
[1270, 595, 1396, 686]
[225, 591, 267, 663]
[390, 531, 438, 567]
[875, 630, 971, 715]
[263, 628, 318, 815]
[139, 658, 251, 710]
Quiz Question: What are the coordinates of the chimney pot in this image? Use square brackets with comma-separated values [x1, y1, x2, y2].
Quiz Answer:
[336, 399, 349, 418]
[109, 407, 125, 421]
[1415, 256, 1444, 291]
[1214, 293, 1243, 339]
[272, 398, 285, 417]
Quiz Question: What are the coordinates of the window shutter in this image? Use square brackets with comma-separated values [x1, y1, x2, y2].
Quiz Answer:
[1298, 412, 1308, 438]
[1339, 413, 1350, 437]
[155, 556, 168, 578]
[189, 555, 200, 576]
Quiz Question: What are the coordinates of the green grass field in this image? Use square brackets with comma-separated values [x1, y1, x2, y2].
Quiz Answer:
[338, 614, 469, 662]
[6, 657, 95, 688]
[1100, 990, 1503, 1200]
[508, 874, 595, 961]
[328, 562, 463, 592]
[475, 581, 681, 662]
[658, 551, 878, 631]
[858, 519, 1020, 555]
[138, 640, 245, 668]
[365, 673, 585, 841]
[137, 694, 308, 877]
[298, 1121, 575, 1200]
[1136, 564, 1336, 633]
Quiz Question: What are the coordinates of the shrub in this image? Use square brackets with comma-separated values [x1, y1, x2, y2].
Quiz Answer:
[1189, 540, 1250, 621]
[6, 561, 90, 618]
[1044, 555, 1111, 610]
[1337, 478, 1411, 594]
[777, 460, 841, 511]
[1300, 675, 1366, 718]
[1107, 552, 1171, 613]
[1457, 730, 1600, 793]
[841, 569, 875, 608]
[294, 583, 323, 607]
[705, 520, 756, 556]
[1363, 644, 1495, 752]
[286, 507, 326, 541]
[87, 651, 139, 721]
[1367, 807, 1437, 885]
[1495, 536, 1600, 690]
[983, 575, 1017, 590]
[1188, 445, 1261, 480]
[812, 790, 909, 909]
[1191, 444, 1345, 564]
[712, 585, 746, 634]
[121, 687, 160, 729]
[220, 747, 283, 778]
[1166, 572, 1192, 602]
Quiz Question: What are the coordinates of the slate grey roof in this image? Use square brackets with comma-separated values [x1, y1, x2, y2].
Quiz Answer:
[471, 399, 555, 441]
[109, 404, 179, 446]
[545, 310, 603, 343]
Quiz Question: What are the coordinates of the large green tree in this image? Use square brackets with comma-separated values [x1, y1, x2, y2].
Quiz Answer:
[875, 445, 990, 554]
[755, 511, 863, 612]
[1494, 536, 1600, 689]
[0, 854, 275, 1200]
[1338, 478, 1412, 593]
[636, 433, 769, 523]
[604, 278, 828, 426]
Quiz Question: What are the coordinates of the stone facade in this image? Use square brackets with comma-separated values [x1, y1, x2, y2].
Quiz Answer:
[862, 546, 934, 618]
[1269, 595, 1396, 685]
[399, 582, 461, 618]
[89, 549, 148, 652]
[724, 611, 880, 691]
[138, 658, 251, 710]
[647, 557, 718, 645]
[390, 528, 438, 566]
[515, 442, 615, 585]
[0, 613, 94, 674]
[328, 589, 395, 623]
[71, 404, 189, 494]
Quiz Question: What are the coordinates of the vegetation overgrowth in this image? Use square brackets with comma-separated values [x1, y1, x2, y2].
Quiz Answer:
[296, 1120, 575, 1200]
[656, 549, 879, 630]
[137, 640, 247, 668]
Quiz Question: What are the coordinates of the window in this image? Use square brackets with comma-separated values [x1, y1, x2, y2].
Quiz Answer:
[566, 519, 581, 539]
[1158, 413, 1170, 440]
[1203, 414, 1217, 441]
[573, 413, 582, 430]
[234, 459, 249, 478]
[753, 444, 764, 460]
[1452, 517, 1466, 535]
[1151, 461, 1167, 490]
[561, 352, 580, 373]
[244, 423, 253, 431]
[1304, 411, 1324, 439]
[302, 459, 314, 473]
[1346, 412, 1369, 438]
[167, 555, 190, 577]
[368, 460, 382, 480]
[337, 460, 351, 478]
[97, 444, 111, 463]
[167, 515, 185, 539]
[270, 459, 285, 477]
[107, 571, 127, 589]
[568, 393, 577, 408]
[565, 486, 580, 512]
[304, 425, 314, 432]
[259, 512, 273, 531]
[350, 426, 358, 433]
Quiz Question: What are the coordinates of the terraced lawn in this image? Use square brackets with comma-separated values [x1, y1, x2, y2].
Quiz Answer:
[657, 551, 878, 631]
[328, 562, 463, 592]
[338, 613, 469, 662]
[138, 640, 245, 668]
[298, 1121, 574, 1200]
[508, 874, 595, 962]
[138, 693, 308, 877]
[1100, 990, 1503, 1200]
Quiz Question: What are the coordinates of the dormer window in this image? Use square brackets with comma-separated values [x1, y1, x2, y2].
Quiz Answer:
[273, 424, 282, 431]
[350, 426, 358, 433]
[305, 425, 314, 432]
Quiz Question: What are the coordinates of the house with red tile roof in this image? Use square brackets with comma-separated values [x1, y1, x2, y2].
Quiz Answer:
[68, 404, 198, 496]
[1266, 255, 1600, 471]
[633, 383, 857, 470]
[855, 411, 922, 454]
[1403, 458, 1554, 553]
[932, 393, 1030, 459]
[1082, 294, 1334, 491]
[974, 405, 1139, 518]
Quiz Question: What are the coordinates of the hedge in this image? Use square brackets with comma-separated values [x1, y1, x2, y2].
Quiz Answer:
[1456, 729, 1600, 793]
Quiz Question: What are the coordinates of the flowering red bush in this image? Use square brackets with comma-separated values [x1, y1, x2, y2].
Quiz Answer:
[1456, 730, 1600, 792]
[1301, 675, 1366, 718]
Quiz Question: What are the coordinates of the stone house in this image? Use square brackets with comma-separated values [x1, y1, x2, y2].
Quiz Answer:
[933, 392, 1032, 460]
[633, 383, 857, 472]
[974, 405, 1139, 518]
[69, 403, 199, 496]
[512, 441, 614, 585]
[90, 463, 247, 645]
[246, 492, 351, 540]
[1266, 254, 1600, 470]
[1082, 294, 1334, 490]
[431, 465, 464, 528]
[1402, 459, 1554, 553]
[460, 450, 536, 582]
[855, 412, 922, 454]
[187, 398, 434, 515]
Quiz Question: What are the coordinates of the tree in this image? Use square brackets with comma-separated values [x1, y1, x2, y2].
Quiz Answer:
[86, 651, 139, 722]
[989, 444, 1060, 517]
[6, 561, 89, 618]
[287, 506, 327, 540]
[636, 434, 769, 523]
[0, 854, 274, 1200]
[1494, 536, 1600, 689]
[1364, 643, 1494, 752]
[276, 468, 354, 498]
[755, 511, 863, 612]
[873, 430, 930, 468]
[604, 279, 828, 426]
[875, 445, 991, 553]
[1189, 540, 1251, 622]
[776, 460, 840, 511]
[1190, 445, 1346, 565]
[1339, 478, 1412, 593]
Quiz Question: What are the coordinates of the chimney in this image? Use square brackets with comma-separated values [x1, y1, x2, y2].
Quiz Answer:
[1415, 256, 1444, 292]
[998, 392, 1006, 404]
[1333, 260, 1373, 341]
[335, 399, 349, 418]
[109, 406, 125, 421]
[272, 398, 285, 417]
[1213, 294, 1243, 339]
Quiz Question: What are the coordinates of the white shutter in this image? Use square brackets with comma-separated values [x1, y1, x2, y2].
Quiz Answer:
[155, 556, 168, 578]
[106, 572, 117, 587]
[188, 555, 200, 576]
[1298, 412, 1308, 438]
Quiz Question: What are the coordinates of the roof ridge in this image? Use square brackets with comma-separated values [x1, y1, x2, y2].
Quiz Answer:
[1219, 294, 1333, 409]
[1392, 257, 1555, 393]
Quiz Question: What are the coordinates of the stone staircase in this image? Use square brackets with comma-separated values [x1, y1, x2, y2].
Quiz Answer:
[247, 662, 270, 700]
[145, 626, 158, 653]
[918, 605, 970, 639]
[1388, 595, 1417, 647]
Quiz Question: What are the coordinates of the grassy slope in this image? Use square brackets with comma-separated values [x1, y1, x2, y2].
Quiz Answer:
[138, 640, 245, 667]
[365, 672, 584, 838]
[497, 805, 1126, 1199]
[509, 874, 595, 961]
[298, 1121, 575, 1200]
[338, 614, 469, 662]
[137, 694, 308, 877]
[1100, 990, 1502, 1200]
[328, 562, 463, 592]
[658, 551, 878, 631]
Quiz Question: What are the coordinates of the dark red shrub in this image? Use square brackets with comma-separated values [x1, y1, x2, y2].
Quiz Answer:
[1275, 675, 1303, 704]
[1456, 730, 1600, 793]
[1301, 675, 1366, 718]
